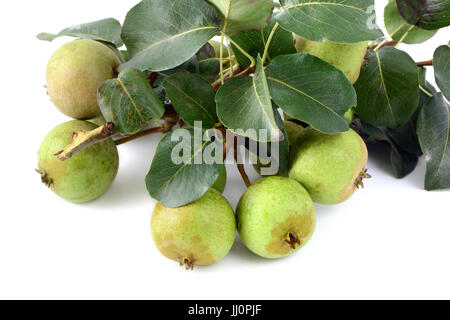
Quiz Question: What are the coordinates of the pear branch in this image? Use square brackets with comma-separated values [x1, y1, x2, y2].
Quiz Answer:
[212, 65, 255, 91]
[416, 59, 433, 67]
[54, 122, 116, 161]
[115, 127, 165, 146]
[234, 136, 251, 188]
[55, 107, 180, 161]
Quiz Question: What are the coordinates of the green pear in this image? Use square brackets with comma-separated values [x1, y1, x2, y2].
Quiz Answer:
[295, 35, 368, 84]
[37, 120, 119, 203]
[236, 176, 316, 259]
[46, 39, 120, 119]
[151, 189, 236, 269]
[212, 166, 227, 193]
[289, 128, 369, 205]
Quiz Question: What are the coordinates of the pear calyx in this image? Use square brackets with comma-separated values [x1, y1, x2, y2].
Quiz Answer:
[284, 233, 302, 250]
[355, 168, 372, 189]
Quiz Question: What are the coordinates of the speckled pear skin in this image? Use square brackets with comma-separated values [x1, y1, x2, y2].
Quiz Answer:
[289, 128, 368, 205]
[37, 120, 119, 203]
[46, 39, 120, 119]
[236, 177, 316, 259]
[295, 35, 368, 84]
[151, 189, 236, 268]
[212, 166, 227, 193]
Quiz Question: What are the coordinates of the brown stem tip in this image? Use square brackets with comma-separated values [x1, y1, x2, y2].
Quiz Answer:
[285, 233, 301, 250]
[36, 169, 53, 188]
[355, 168, 372, 189]
[54, 123, 116, 162]
[180, 259, 194, 271]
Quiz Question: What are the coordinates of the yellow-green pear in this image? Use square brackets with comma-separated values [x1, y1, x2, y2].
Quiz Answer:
[37, 120, 119, 203]
[151, 189, 236, 269]
[289, 128, 369, 205]
[295, 35, 368, 84]
[236, 176, 316, 259]
[46, 39, 120, 119]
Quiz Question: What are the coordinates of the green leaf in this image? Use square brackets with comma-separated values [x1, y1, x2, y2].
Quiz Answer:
[417, 93, 450, 191]
[216, 56, 281, 142]
[384, 0, 437, 44]
[120, 0, 221, 72]
[265, 53, 354, 134]
[196, 43, 221, 83]
[163, 71, 217, 129]
[37, 18, 123, 47]
[272, 106, 290, 173]
[396, 0, 450, 30]
[146, 128, 224, 207]
[98, 69, 165, 135]
[230, 18, 296, 68]
[206, 0, 274, 35]
[244, 106, 290, 175]
[276, 0, 383, 43]
[353, 119, 419, 178]
[354, 47, 420, 128]
[434, 45, 450, 101]
[152, 56, 200, 102]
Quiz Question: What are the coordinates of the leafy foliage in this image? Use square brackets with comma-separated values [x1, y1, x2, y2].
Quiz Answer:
[206, 0, 274, 35]
[196, 43, 221, 83]
[276, 0, 383, 43]
[354, 47, 419, 128]
[146, 128, 224, 207]
[434, 45, 450, 101]
[384, 0, 437, 44]
[230, 18, 296, 68]
[39, 0, 450, 209]
[37, 18, 123, 47]
[216, 56, 281, 142]
[163, 71, 218, 129]
[98, 69, 164, 135]
[396, 0, 450, 30]
[354, 119, 419, 178]
[120, 0, 222, 72]
[417, 93, 450, 190]
[265, 53, 355, 134]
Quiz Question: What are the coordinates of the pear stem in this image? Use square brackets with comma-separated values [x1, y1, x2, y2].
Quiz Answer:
[226, 34, 256, 68]
[54, 123, 116, 161]
[55, 108, 180, 161]
[395, 24, 416, 48]
[234, 136, 252, 188]
[419, 85, 434, 98]
[218, 1, 232, 85]
[416, 59, 433, 67]
[115, 127, 165, 146]
[374, 22, 407, 51]
[211, 64, 247, 91]
[262, 22, 279, 64]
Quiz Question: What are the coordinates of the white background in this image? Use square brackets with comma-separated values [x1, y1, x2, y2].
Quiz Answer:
[0, 0, 449, 300]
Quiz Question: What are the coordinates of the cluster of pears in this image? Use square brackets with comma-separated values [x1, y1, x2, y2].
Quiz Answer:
[151, 37, 370, 269]
[37, 35, 370, 269]
[153, 124, 368, 269]
[37, 39, 121, 202]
